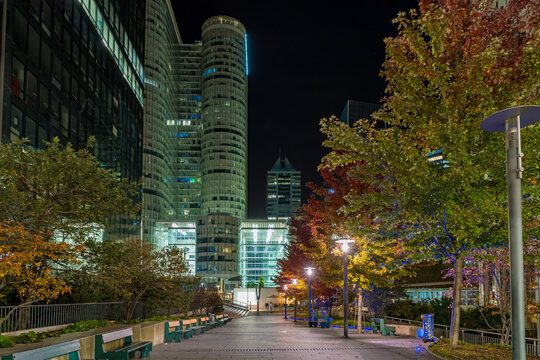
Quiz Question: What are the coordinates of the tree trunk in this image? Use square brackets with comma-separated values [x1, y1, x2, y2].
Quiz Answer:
[357, 289, 363, 334]
[256, 285, 261, 316]
[449, 256, 463, 348]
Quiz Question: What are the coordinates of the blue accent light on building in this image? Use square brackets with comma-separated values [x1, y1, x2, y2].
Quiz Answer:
[244, 34, 249, 75]
[202, 68, 216, 78]
[176, 133, 190, 138]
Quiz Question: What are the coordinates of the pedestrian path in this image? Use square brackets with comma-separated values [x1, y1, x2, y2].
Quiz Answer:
[152, 313, 432, 359]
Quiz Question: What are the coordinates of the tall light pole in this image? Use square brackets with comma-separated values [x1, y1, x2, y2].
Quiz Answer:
[305, 267, 315, 325]
[336, 239, 355, 338]
[284, 285, 288, 319]
[481, 105, 540, 360]
[293, 278, 298, 323]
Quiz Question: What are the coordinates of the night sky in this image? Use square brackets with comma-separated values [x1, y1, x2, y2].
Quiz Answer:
[171, 1, 419, 218]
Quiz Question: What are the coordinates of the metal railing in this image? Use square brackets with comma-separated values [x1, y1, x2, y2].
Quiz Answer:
[223, 300, 249, 312]
[381, 315, 540, 356]
[0, 302, 144, 332]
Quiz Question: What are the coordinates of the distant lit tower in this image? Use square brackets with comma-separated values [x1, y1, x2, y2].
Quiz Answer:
[339, 100, 382, 126]
[266, 156, 301, 220]
[200, 16, 248, 219]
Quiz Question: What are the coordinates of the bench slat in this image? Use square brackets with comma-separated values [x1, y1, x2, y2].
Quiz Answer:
[12, 340, 80, 360]
[114, 341, 151, 353]
[102, 328, 134, 343]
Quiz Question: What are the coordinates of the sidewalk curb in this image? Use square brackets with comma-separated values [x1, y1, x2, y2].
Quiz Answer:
[426, 342, 446, 360]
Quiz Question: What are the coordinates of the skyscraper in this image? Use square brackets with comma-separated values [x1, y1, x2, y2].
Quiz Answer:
[170, 43, 202, 220]
[266, 156, 301, 220]
[2, 0, 145, 237]
[200, 16, 248, 219]
[142, 0, 181, 246]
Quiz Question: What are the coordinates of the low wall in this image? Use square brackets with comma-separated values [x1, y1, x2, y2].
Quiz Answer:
[0, 321, 170, 360]
[392, 324, 421, 337]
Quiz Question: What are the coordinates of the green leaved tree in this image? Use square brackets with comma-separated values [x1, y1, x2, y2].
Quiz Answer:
[0, 137, 139, 245]
[321, 0, 540, 348]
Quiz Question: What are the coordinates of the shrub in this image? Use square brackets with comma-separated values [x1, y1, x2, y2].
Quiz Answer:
[382, 297, 503, 329]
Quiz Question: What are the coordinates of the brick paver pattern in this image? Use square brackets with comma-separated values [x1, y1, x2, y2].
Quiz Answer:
[152, 313, 431, 360]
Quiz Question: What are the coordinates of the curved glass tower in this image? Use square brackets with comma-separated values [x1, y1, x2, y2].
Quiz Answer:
[201, 16, 248, 219]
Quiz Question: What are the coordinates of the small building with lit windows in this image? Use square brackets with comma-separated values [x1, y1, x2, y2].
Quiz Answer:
[240, 219, 289, 287]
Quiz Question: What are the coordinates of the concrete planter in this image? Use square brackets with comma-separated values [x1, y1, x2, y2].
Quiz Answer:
[392, 324, 422, 337]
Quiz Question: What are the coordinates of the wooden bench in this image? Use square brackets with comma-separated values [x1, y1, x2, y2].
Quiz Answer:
[200, 316, 216, 330]
[316, 314, 332, 328]
[164, 320, 193, 343]
[182, 318, 205, 335]
[215, 314, 225, 326]
[371, 318, 395, 336]
[95, 328, 152, 360]
[216, 314, 231, 325]
[1, 339, 81, 360]
[210, 314, 224, 327]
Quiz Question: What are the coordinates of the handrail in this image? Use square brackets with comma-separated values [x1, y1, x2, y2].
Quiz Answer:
[223, 300, 248, 311]
[380, 315, 539, 342]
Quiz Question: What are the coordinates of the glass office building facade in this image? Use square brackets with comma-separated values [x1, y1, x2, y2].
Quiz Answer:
[169, 43, 202, 220]
[196, 213, 241, 291]
[142, 0, 182, 247]
[2, 0, 144, 237]
[156, 220, 197, 274]
[240, 220, 288, 287]
[200, 16, 248, 219]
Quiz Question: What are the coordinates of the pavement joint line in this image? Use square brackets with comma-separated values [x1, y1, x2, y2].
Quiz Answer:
[212, 347, 374, 352]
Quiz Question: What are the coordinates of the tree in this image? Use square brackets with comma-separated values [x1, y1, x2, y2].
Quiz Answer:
[73, 237, 190, 320]
[0, 138, 139, 246]
[205, 290, 224, 314]
[321, 0, 540, 348]
[0, 221, 82, 330]
[255, 276, 265, 316]
[145, 248, 192, 317]
[246, 280, 256, 310]
[304, 165, 412, 292]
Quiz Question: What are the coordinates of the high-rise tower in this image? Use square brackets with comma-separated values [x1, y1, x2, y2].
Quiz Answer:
[2, 0, 145, 238]
[142, 0, 182, 247]
[170, 43, 202, 220]
[266, 156, 301, 220]
[200, 16, 248, 219]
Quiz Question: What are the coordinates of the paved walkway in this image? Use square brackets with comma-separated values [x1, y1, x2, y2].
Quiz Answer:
[152, 313, 433, 360]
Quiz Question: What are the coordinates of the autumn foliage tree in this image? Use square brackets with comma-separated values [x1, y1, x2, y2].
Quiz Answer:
[0, 221, 82, 329]
[321, 0, 540, 348]
[0, 138, 140, 317]
[275, 163, 412, 314]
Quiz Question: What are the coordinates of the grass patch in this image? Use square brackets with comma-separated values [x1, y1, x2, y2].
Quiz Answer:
[0, 320, 112, 348]
[429, 338, 540, 360]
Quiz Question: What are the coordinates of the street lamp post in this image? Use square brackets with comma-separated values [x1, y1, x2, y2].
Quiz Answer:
[305, 267, 315, 325]
[293, 279, 298, 323]
[481, 105, 540, 360]
[284, 285, 288, 319]
[336, 239, 355, 339]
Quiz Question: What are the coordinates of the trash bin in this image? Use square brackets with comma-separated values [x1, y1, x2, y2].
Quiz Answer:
[421, 313, 436, 343]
